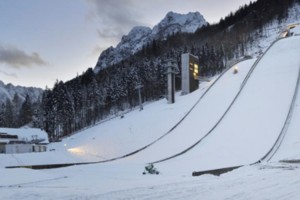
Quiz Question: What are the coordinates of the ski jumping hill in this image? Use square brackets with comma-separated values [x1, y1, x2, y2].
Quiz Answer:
[2, 26, 300, 200]
[2, 35, 300, 174]
[155, 35, 300, 174]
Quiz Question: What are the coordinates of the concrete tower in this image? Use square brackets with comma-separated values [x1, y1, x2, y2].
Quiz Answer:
[181, 53, 199, 95]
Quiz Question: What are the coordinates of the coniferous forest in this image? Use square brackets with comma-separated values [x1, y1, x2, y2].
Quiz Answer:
[0, 0, 299, 141]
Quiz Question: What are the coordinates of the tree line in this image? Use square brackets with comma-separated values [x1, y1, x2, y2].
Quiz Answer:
[0, 94, 41, 128]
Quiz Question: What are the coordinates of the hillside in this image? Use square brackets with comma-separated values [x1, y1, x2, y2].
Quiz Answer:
[2, 1, 300, 199]
[0, 81, 43, 128]
[0, 58, 256, 167]
[1, 29, 300, 199]
[39, 0, 300, 140]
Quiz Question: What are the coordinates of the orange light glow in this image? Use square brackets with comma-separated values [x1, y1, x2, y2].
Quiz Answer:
[67, 147, 85, 155]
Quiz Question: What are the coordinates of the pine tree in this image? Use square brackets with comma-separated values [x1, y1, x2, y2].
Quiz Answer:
[0, 103, 5, 127]
[12, 93, 22, 127]
[19, 95, 33, 127]
[4, 100, 14, 128]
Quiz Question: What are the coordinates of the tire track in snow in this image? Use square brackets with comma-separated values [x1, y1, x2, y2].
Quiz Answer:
[0, 176, 68, 188]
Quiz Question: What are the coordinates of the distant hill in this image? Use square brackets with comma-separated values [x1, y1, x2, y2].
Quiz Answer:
[0, 80, 43, 105]
[0, 80, 43, 128]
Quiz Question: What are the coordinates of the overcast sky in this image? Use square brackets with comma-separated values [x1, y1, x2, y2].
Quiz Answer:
[0, 0, 253, 88]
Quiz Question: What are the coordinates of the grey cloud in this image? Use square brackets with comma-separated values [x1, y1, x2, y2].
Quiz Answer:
[89, 45, 106, 57]
[0, 70, 18, 78]
[87, 0, 141, 25]
[86, 0, 146, 43]
[97, 28, 121, 39]
[0, 45, 47, 68]
[96, 28, 126, 44]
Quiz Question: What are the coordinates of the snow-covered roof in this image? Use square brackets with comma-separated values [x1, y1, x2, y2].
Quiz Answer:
[0, 128, 49, 144]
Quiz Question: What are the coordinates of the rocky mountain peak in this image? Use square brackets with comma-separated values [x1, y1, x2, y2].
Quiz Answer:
[94, 11, 207, 72]
[116, 26, 152, 53]
[152, 11, 207, 39]
[119, 26, 152, 44]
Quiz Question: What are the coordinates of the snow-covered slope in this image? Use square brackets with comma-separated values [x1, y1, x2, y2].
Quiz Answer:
[268, 29, 300, 162]
[156, 35, 300, 174]
[0, 80, 43, 104]
[3, 15, 300, 199]
[245, 3, 300, 58]
[2, 33, 300, 199]
[0, 58, 254, 167]
[94, 11, 207, 72]
[2, 34, 300, 168]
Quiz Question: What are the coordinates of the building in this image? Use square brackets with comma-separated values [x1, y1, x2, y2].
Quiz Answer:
[181, 53, 199, 95]
[0, 132, 19, 153]
[0, 128, 48, 154]
[3, 142, 33, 154]
[0, 142, 6, 153]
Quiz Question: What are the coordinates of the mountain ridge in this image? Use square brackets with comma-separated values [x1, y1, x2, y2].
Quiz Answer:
[94, 11, 207, 73]
[0, 80, 43, 105]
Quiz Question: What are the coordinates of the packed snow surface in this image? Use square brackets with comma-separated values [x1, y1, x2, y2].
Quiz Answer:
[156, 36, 300, 173]
[1, 36, 300, 199]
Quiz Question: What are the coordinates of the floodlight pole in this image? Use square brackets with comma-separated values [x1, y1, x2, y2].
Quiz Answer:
[167, 60, 177, 104]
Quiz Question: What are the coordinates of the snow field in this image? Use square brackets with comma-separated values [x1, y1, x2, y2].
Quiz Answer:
[2, 35, 300, 200]
[1, 161, 300, 200]
[0, 77, 212, 167]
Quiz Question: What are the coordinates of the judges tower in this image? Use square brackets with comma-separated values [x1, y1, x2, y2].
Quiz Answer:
[181, 53, 199, 95]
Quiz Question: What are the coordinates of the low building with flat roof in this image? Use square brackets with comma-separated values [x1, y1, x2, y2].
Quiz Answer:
[0, 128, 48, 154]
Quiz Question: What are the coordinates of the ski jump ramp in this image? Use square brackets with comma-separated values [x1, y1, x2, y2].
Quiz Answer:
[6, 36, 300, 174]
[155, 36, 300, 174]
